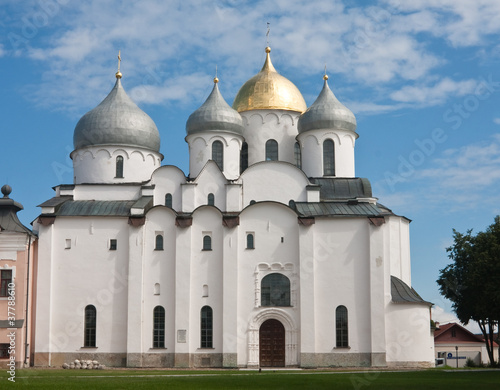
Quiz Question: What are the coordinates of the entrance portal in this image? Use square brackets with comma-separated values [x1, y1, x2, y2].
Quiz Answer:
[259, 319, 285, 367]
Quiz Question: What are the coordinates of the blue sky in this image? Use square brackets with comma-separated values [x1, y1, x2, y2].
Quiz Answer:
[2, 0, 500, 332]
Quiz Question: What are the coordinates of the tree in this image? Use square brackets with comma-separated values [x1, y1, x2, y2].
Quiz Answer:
[437, 216, 500, 366]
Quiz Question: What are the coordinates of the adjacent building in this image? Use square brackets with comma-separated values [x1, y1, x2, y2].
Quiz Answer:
[33, 47, 435, 368]
[0, 185, 37, 368]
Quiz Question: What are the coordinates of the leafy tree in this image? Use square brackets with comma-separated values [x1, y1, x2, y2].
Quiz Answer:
[437, 216, 500, 366]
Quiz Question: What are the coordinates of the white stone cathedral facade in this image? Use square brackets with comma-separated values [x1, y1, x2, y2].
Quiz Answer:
[33, 47, 435, 368]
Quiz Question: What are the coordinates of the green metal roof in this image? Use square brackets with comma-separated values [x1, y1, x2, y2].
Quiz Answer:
[56, 200, 136, 216]
[295, 201, 388, 217]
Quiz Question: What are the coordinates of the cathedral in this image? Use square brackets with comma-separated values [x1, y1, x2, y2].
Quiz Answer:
[33, 47, 435, 368]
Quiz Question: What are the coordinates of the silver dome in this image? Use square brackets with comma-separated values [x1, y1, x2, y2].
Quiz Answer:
[74, 78, 160, 152]
[298, 78, 357, 134]
[186, 81, 243, 136]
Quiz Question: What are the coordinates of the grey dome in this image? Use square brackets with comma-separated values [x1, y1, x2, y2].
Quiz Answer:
[74, 78, 160, 152]
[298, 77, 357, 134]
[186, 81, 243, 136]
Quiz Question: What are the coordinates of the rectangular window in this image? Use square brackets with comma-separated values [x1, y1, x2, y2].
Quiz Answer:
[65, 239, 71, 249]
[109, 239, 117, 250]
[0, 343, 9, 359]
[0, 270, 12, 297]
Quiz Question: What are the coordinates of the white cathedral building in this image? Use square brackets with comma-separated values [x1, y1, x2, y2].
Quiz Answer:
[33, 47, 435, 368]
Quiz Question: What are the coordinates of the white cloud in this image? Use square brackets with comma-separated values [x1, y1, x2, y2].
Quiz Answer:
[385, 0, 500, 47]
[432, 305, 482, 334]
[5, 0, 500, 113]
[390, 78, 477, 105]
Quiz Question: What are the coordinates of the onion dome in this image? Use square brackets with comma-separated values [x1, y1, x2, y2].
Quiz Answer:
[186, 77, 244, 135]
[73, 75, 160, 152]
[232, 47, 307, 113]
[298, 75, 357, 134]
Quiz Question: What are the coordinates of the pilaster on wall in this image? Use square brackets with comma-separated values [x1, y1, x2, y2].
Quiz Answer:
[298, 224, 315, 357]
[369, 219, 387, 367]
[174, 224, 192, 368]
[33, 224, 54, 366]
[221, 226, 238, 367]
[126, 224, 145, 367]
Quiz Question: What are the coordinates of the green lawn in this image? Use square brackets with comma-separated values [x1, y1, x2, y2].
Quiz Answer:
[2, 368, 500, 389]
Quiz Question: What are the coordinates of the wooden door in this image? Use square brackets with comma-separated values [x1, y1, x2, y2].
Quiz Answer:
[259, 319, 285, 367]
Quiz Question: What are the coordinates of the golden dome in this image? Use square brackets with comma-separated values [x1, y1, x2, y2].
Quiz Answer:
[232, 47, 307, 113]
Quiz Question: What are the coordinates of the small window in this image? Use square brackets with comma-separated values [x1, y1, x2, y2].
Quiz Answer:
[336, 305, 348, 348]
[109, 239, 117, 250]
[212, 140, 223, 170]
[153, 306, 165, 348]
[201, 306, 213, 348]
[155, 235, 164, 250]
[202, 284, 209, 297]
[265, 139, 278, 161]
[323, 139, 335, 176]
[261, 273, 290, 306]
[294, 142, 301, 169]
[207, 193, 215, 206]
[203, 235, 212, 251]
[165, 193, 173, 208]
[451, 329, 456, 338]
[240, 142, 248, 173]
[246, 233, 254, 249]
[84, 305, 97, 347]
[154, 283, 160, 295]
[116, 156, 124, 178]
[0, 344, 9, 359]
[65, 239, 71, 249]
[0, 270, 13, 297]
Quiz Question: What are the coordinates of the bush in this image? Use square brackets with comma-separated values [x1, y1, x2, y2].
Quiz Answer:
[464, 358, 476, 368]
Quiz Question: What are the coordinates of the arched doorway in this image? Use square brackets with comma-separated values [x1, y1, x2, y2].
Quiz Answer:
[259, 319, 285, 367]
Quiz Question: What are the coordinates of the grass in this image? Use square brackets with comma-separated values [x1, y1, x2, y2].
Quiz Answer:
[2, 368, 500, 389]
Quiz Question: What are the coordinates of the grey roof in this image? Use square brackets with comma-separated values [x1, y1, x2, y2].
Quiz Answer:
[309, 177, 372, 200]
[0, 186, 33, 235]
[38, 196, 72, 208]
[73, 78, 160, 152]
[55, 200, 136, 216]
[298, 78, 357, 134]
[295, 201, 388, 217]
[186, 81, 244, 136]
[391, 276, 432, 306]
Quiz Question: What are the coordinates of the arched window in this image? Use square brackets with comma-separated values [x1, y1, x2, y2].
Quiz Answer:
[240, 142, 248, 173]
[207, 193, 215, 206]
[212, 140, 223, 170]
[294, 142, 301, 169]
[200, 306, 213, 348]
[155, 234, 164, 250]
[84, 305, 96, 347]
[153, 306, 165, 348]
[246, 233, 254, 249]
[336, 305, 348, 348]
[165, 193, 172, 208]
[265, 139, 278, 161]
[116, 156, 124, 178]
[261, 273, 290, 306]
[203, 235, 212, 251]
[323, 139, 335, 176]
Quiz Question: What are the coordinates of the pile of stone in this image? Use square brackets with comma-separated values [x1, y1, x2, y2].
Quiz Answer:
[62, 359, 106, 369]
